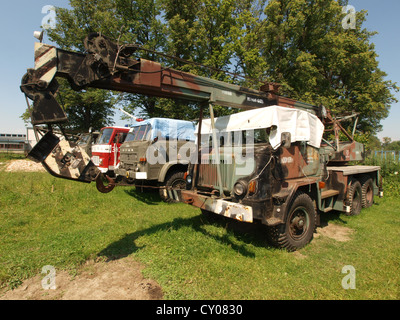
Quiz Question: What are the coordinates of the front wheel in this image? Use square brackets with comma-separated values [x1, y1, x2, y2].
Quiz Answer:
[267, 192, 317, 251]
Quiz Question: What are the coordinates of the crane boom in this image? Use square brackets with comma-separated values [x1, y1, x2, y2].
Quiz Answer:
[20, 33, 325, 186]
[21, 33, 323, 126]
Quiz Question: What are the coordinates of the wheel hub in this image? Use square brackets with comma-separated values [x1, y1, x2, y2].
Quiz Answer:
[293, 216, 305, 229]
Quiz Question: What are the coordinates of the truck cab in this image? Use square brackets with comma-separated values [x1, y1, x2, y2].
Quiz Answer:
[76, 130, 100, 158]
[91, 126, 130, 175]
[115, 118, 196, 202]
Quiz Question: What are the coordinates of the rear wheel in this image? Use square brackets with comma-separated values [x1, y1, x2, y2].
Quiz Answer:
[359, 176, 374, 208]
[347, 180, 362, 216]
[159, 171, 186, 203]
[267, 192, 317, 251]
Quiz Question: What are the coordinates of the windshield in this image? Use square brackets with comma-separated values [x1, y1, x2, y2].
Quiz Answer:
[125, 124, 151, 142]
[97, 128, 113, 144]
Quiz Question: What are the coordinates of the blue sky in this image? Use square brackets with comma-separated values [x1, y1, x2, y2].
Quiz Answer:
[0, 0, 399, 141]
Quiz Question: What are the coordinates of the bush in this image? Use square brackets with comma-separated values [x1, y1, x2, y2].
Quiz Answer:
[364, 154, 400, 197]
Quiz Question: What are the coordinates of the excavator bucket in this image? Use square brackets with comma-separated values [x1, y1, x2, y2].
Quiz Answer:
[28, 131, 101, 183]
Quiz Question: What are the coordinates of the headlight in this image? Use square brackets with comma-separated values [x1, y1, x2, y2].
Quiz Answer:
[233, 181, 246, 196]
[186, 175, 192, 184]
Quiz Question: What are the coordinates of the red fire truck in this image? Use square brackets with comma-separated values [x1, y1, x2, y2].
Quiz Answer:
[91, 126, 130, 174]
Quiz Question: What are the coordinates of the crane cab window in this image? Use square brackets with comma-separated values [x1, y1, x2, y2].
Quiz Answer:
[202, 128, 270, 147]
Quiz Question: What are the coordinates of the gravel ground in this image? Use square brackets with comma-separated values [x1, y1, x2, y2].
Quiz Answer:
[0, 257, 163, 300]
[3, 160, 46, 172]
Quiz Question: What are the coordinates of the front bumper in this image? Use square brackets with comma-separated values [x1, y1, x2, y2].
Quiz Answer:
[180, 190, 253, 223]
[115, 168, 147, 180]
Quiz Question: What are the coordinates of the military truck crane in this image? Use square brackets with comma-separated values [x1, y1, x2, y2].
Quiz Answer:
[21, 33, 382, 250]
[21, 33, 321, 187]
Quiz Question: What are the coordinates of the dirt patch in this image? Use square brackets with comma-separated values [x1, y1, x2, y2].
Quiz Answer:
[316, 223, 354, 242]
[4, 160, 45, 173]
[0, 257, 163, 300]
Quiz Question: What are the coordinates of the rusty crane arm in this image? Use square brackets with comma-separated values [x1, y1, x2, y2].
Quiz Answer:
[21, 33, 324, 125]
[20, 33, 325, 186]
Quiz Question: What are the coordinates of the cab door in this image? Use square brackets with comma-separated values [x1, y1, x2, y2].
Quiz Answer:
[111, 130, 128, 170]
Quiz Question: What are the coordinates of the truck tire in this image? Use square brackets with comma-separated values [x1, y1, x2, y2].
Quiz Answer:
[347, 179, 362, 216]
[359, 176, 374, 208]
[267, 192, 317, 251]
[159, 171, 186, 203]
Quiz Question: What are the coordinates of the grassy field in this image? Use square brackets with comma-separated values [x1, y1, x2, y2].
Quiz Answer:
[0, 167, 399, 299]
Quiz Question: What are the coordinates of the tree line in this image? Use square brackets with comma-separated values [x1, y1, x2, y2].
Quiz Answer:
[24, 0, 398, 141]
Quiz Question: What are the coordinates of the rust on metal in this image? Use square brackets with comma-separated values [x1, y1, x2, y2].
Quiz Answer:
[95, 174, 116, 193]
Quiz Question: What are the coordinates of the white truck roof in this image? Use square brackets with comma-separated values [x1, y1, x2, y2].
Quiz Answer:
[198, 105, 325, 149]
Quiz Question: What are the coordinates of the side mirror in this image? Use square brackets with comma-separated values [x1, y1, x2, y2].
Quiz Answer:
[281, 132, 291, 149]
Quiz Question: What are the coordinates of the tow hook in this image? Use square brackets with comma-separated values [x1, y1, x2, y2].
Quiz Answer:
[95, 173, 115, 193]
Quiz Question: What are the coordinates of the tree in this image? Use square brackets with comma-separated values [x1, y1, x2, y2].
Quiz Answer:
[45, 0, 167, 129]
[55, 79, 116, 132]
[46, 0, 270, 121]
[382, 137, 392, 149]
[28, 0, 397, 137]
[260, 0, 398, 134]
[141, 0, 270, 118]
[365, 134, 382, 151]
[385, 140, 400, 152]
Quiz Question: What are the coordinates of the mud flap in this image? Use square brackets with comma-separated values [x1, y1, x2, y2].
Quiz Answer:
[28, 131, 100, 183]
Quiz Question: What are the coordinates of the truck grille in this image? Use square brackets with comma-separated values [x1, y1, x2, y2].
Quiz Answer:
[198, 161, 235, 191]
[197, 151, 255, 191]
[120, 152, 137, 163]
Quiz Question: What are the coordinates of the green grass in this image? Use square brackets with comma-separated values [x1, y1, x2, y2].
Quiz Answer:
[0, 170, 399, 299]
[0, 152, 25, 161]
